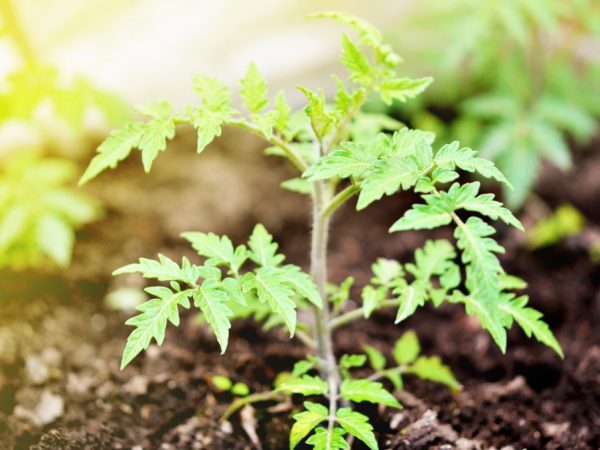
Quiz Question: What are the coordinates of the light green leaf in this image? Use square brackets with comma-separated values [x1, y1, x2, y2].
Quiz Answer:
[304, 142, 377, 181]
[136, 101, 176, 172]
[193, 282, 232, 353]
[305, 427, 349, 450]
[407, 356, 461, 391]
[498, 296, 563, 357]
[340, 354, 367, 370]
[358, 157, 421, 209]
[277, 375, 328, 396]
[181, 231, 247, 271]
[278, 264, 322, 308]
[336, 408, 378, 450]
[389, 204, 452, 232]
[240, 62, 269, 114]
[243, 266, 297, 335]
[340, 379, 400, 408]
[364, 345, 386, 371]
[281, 177, 312, 195]
[458, 185, 523, 230]
[274, 91, 291, 135]
[36, 214, 74, 267]
[121, 287, 192, 369]
[297, 86, 337, 139]
[341, 34, 373, 85]
[362, 285, 387, 319]
[405, 240, 456, 281]
[371, 258, 403, 286]
[393, 330, 420, 365]
[113, 254, 200, 286]
[80, 122, 143, 184]
[380, 77, 432, 105]
[290, 402, 328, 449]
[394, 282, 427, 324]
[247, 224, 285, 267]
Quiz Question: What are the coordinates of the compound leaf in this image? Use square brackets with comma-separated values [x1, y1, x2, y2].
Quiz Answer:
[336, 408, 378, 450]
[290, 402, 329, 449]
[340, 379, 400, 408]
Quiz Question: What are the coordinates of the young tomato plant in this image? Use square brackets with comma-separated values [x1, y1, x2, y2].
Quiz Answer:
[82, 12, 562, 449]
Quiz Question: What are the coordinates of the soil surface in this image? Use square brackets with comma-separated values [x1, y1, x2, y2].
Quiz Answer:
[0, 130, 599, 449]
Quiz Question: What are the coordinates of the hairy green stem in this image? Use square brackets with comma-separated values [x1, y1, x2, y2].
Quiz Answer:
[329, 299, 398, 330]
[322, 183, 360, 219]
[220, 390, 284, 421]
[227, 119, 308, 172]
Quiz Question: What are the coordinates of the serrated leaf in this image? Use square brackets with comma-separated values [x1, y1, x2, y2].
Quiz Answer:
[243, 266, 297, 335]
[498, 296, 563, 357]
[380, 77, 432, 105]
[297, 86, 337, 139]
[277, 375, 328, 396]
[304, 141, 377, 181]
[113, 254, 201, 286]
[341, 34, 373, 85]
[274, 91, 291, 135]
[393, 330, 420, 365]
[336, 408, 378, 450]
[306, 427, 349, 450]
[394, 282, 427, 324]
[80, 122, 143, 184]
[290, 402, 329, 449]
[240, 62, 269, 114]
[340, 379, 400, 408]
[121, 288, 192, 369]
[136, 101, 176, 172]
[191, 75, 234, 152]
[358, 157, 422, 209]
[222, 277, 247, 306]
[434, 141, 512, 188]
[407, 356, 461, 391]
[247, 224, 285, 267]
[405, 239, 456, 281]
[307, 11, 383, 49]
[181, 231, 247, 272]
[371, 258, 403, 286]
[364, 345, 386, 371]
[193, 282, 232, 353]
[278, 264, 322, 308]
[292, 359, 316, 378]
[362, 285, 387, 319]
[458, 185, 523, 230]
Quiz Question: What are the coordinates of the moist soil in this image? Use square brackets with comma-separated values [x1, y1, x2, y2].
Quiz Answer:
[0, 130, 599, 449]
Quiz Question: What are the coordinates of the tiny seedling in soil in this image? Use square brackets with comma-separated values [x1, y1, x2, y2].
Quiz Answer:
[81, 12, 563, 449]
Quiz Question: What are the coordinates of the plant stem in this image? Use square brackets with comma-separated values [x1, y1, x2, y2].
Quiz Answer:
[322, 183, 360, 219]
[329, 299, 398, 330]
[227, 119, 308, 173]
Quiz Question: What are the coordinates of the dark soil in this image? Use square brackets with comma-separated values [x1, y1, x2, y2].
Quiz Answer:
[1, 130, 599, 449]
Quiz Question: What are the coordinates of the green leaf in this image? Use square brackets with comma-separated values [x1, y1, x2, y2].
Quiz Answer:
[394, 282, 427, 324]
[121, 287, 192, 369]
[340, 354, 367, 370]
[358, 157, 421, 209]
[307, 11, 383, 49]
[380, 77, 432, 105]
[458, 184, 523, 230]
[305, 427, 349, 450]
[277, 375, 328, 396]
[304, 142, 377, 181]
[292, 359, 316, 377]
[113, 254, 201, 286]
[190, 75, 234, 152]
[297, 86, 337, 139]
[407, 356, 461, 391]
[362, 285, 387, 319]
[393, 330, 420, 365]
[243, 266, 297, 335]
[340, 34, 373, 85]
[290, 402, 328, 449]
[211, 375, 232, 391]
[274, 91, 291, 135]
[193, 281, 232, 353]
[405, 239, 456, 281]
[371, 258, 403, 286]
[340, 379, 400, 408]
[498, 296, 563, 357]
[136, 101, 176, 172]
[434, 141, 512, 188]
[278, 264, 322, 308]
[389, 204, 452, 232]
[36, 214, 74, 267]
[364, 345, 386, 371]
[80, 122, 143, 184]
[181, 231, 247, 272]
[336, 408, 378, 450]
[240, 62, 269, 114]
[222, 277, 247, 306]
[281, 177, 312, 195]
[247, 224, 285, 267]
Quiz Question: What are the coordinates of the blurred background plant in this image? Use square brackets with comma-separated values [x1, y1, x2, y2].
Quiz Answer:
[0, 0, 128, 269]
[385, 0, 600, 209]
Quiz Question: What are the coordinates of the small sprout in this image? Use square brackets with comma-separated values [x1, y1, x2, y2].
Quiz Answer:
[211, 375, 233, 392]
